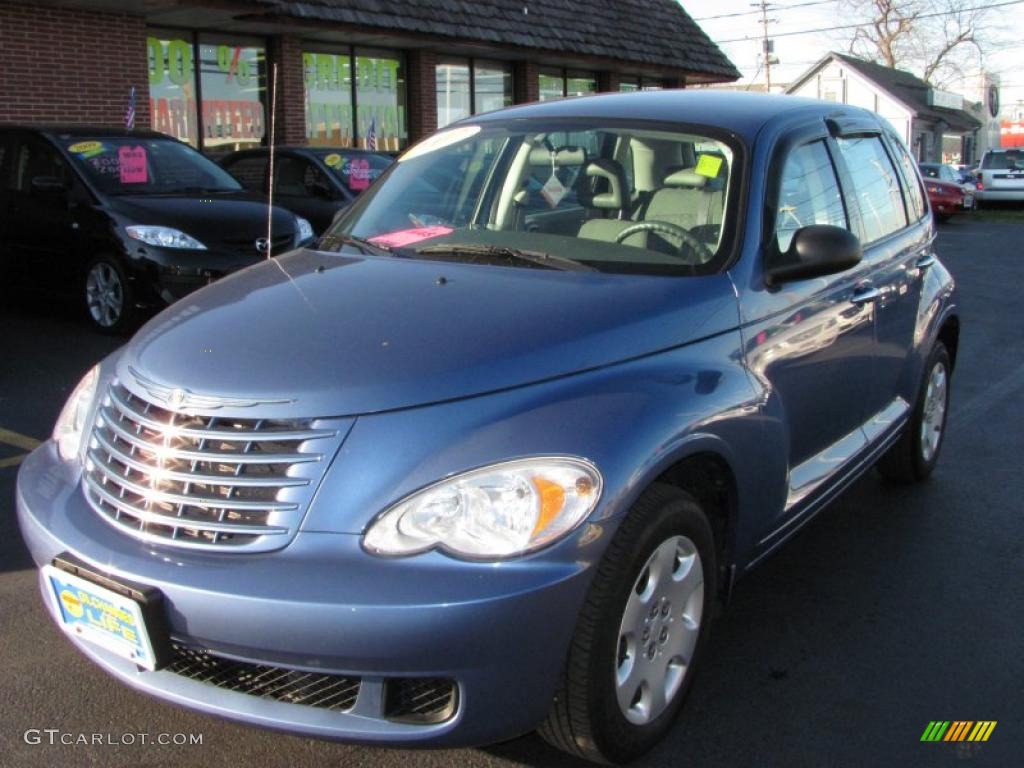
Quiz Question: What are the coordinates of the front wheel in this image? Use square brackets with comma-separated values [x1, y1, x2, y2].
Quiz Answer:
[877, 342, 951, 482]
[539, 484, 716, 763]
[84, 256, 136, 334]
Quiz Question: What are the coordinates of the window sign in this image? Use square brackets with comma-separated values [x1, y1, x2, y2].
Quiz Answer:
[304, 51, 354, 147]
[355, 53, 406, 152]
[198, 38, 267, 151]
[148, 35, 199, 147]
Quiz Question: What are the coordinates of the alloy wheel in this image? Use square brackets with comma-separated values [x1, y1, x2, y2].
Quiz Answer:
[920, 361, 948, 463]
[85, 262, 124, 328]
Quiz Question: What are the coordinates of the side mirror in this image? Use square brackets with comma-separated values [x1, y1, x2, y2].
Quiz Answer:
[766, 225, 862, 286]
[31, 175, 69, 195]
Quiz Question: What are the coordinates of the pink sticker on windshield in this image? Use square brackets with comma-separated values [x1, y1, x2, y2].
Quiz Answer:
[348, 158, 370, 191]
[368, 226, 453, 248]
[118, 146, 147, 184]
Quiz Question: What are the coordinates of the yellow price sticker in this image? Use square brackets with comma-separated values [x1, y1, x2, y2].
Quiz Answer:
[695, 154, 723, 178]
[68, 140, 103, 155]
[324, 153, 342, 167]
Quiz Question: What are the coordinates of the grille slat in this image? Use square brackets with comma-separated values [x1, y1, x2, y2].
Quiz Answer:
[165, 643, 361, 712]
[83, 381, 336, 551]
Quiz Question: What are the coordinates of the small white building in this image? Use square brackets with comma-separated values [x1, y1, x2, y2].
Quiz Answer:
[787, 52, 982, 163]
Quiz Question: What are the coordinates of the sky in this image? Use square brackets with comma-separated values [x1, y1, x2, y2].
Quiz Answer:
[678, 0, 1024, 115]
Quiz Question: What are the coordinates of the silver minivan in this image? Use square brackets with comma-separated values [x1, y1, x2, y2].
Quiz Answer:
[976, 148, 1024, 203]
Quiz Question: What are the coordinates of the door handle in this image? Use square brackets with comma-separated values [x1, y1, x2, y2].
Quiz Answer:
[850, 286, 881, 305]
[915, 253, 936, 270]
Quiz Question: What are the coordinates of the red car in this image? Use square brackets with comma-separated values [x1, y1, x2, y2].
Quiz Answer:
[922, 178, 965, 222]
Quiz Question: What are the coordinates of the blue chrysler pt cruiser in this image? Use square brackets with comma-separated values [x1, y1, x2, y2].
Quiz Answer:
[17, 91, 958, 763]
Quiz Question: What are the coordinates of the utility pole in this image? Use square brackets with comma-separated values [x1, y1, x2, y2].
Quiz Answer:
[752, 1, 778, 92]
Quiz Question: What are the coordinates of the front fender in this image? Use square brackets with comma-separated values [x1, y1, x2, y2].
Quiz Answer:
[301, 330, 773, 571]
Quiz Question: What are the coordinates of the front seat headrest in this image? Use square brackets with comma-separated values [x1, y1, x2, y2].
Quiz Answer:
[663, 167, 708, 189]
[576, 158, 627, 211]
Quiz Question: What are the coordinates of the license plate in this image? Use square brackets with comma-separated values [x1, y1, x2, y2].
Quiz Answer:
[43, 564, 161, 670]
[964, 195, 974, 208]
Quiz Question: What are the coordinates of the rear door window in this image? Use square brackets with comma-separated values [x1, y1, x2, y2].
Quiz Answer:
[835, 135, 908, 243]
[774, 140, 847, 253]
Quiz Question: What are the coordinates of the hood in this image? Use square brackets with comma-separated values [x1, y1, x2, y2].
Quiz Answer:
[108, 191, 298, 251]
[119, 250, 740, 417]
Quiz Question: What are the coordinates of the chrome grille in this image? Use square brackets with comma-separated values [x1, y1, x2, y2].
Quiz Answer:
[83, 382, 339, 552]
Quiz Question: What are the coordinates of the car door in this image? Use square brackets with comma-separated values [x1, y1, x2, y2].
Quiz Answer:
[2, 132, 82, 288]
[745, 127, 878, 530]
[273, 153, 342, 234]
[829, 129, 930, 447]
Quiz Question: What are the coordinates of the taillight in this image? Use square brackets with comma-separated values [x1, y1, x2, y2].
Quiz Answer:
[976, 179, 984, 190]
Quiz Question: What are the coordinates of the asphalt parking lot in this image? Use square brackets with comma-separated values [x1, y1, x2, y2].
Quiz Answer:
[1, 216, 1022, 767]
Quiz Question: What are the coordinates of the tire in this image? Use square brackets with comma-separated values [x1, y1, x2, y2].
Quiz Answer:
[877, 342, 951, 483]
[84, 256, 136, 334]
[539, 483, 717, 763]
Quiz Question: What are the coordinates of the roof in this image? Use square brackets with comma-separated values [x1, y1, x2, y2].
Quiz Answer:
[468, 89, 866, 142]
[251, 0, 740, 81]
[789, 52, 981, 132]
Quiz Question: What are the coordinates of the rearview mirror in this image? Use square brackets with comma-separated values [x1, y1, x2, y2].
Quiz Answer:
[31, 175, 69, 195]
[766, 225, 862, 286]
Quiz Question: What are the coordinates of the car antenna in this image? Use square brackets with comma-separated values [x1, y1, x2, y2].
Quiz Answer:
[266, 62, 278, 260]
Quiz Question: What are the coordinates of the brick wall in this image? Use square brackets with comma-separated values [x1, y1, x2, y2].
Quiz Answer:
[0, 1, 149, 127]
[269, 35, 307, 145]
[407, 48, 437, 142]
[514, 60, 540, 104]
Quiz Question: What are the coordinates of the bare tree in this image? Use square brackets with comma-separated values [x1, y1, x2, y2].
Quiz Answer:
[840, 0, 992, 86]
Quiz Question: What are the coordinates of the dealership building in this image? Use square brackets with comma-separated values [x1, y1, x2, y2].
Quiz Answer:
[0, 0, 739, 154]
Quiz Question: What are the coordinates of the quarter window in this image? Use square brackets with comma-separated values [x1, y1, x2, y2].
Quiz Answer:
[888, 139, 927, 222]
[836, 135, 908, 242]
[221, 155, 267, 192]
[775, 140, 847, 253]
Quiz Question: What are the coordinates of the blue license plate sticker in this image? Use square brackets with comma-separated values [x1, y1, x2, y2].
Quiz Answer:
[42, 565, 157, 670]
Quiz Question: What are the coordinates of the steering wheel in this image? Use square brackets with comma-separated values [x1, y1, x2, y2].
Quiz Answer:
[614, 221, 714, 263]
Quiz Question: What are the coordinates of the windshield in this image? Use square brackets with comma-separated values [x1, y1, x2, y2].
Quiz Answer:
[320, 121, 738, 276]
[311, 150, 393, 195]
[59, 136, 242, 195]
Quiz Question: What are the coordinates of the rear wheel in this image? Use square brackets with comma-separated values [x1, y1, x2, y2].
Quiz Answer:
[539, 484, 716, 763]
[877, 342, 951, 483]
[84, 257, 135, 334]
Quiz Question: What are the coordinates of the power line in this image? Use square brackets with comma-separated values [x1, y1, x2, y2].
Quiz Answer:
[714, 0, 1024, 44]
[693, 0, 839, 22]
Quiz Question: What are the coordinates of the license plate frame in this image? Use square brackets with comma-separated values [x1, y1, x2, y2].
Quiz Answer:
[43, 554, 171, 670]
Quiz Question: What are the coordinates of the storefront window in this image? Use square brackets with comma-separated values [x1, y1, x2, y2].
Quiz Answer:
[355, 50, 406, 152]
[198, 35, 267, 153]
[566, 71, 596, 98]
[473, 60, 512, 115]
[437, 59, 471, 128]
[619, 78, 640, 92]
[539, 69, 565, 101]
[147, 32, 199, 147]
[304, 51, 354, 147]
[539, 68, 596, 100]
[436, 58, 512, 128]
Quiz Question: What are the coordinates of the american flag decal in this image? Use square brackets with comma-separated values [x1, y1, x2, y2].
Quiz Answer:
[125, 86, 136, 131]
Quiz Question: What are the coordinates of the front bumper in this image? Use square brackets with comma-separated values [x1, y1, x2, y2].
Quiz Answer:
[16, 443, 593, 747]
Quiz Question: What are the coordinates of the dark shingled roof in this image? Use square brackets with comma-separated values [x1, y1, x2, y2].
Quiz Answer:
[798, 53, 981, 132]
[251, 0, 740, 81]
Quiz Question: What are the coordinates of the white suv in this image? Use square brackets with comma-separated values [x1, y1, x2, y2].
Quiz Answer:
[976, 148, 1024, 203]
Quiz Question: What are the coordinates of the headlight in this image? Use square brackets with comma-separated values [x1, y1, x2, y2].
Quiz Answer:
[295, 216, 315, 244]
[53, 365, 99, 462]
[126, 225, 207, 250]
[363, 457, 602, 559]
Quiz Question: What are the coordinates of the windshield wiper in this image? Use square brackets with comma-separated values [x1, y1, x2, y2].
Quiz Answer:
[414, 243, 595, 272]
[323, 233, 393, 257]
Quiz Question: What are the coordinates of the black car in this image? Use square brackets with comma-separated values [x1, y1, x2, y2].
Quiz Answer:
[219, 147, 393, 234]
[0, 127, 314, 332]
